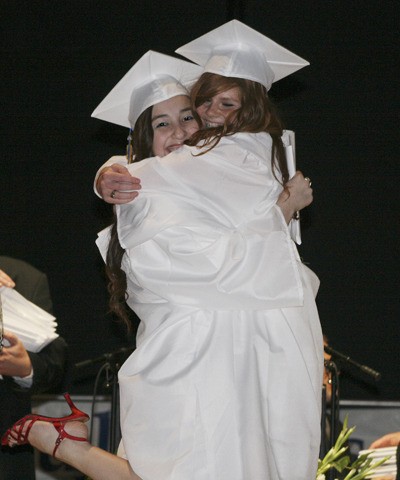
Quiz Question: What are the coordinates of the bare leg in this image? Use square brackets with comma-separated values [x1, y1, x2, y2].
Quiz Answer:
[18, 421, 142, 480]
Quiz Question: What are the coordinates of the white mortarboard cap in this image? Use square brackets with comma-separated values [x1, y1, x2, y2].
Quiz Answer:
[175, 20, 309, 91]
[91, 50, 202, 129]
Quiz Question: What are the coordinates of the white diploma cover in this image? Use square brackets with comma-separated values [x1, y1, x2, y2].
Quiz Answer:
[0, 286, 58, 352]
[284, 130, 302, 245]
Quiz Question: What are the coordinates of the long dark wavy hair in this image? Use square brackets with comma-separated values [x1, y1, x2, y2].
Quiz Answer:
[187, 73, 289, 185]
[105, 107, 154, 328]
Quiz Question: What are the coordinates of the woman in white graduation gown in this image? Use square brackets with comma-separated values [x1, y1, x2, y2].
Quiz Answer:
[116, 128, 323, 480]
[112, 21, 324, 480]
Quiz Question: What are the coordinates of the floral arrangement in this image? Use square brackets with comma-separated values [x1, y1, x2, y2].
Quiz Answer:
[316, 416, 390, 480]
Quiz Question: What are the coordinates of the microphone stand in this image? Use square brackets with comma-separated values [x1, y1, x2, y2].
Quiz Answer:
[322, 345, 380, 480]
[320, 385, 327, 459]
[103, 354, 121, 454]
[75, 347, 134, 453]
[324, 345, 381, 382]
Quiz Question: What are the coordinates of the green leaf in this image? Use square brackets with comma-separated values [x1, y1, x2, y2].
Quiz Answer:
[316, 416, 391, 480]
[334, 455, 351, 472]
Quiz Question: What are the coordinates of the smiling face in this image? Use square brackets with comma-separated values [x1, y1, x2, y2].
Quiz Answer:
[195, 86, 242, 128]
[151, 95, 199, 157]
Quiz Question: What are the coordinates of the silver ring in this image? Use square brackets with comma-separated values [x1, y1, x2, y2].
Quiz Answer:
[305, 177, 312, 187]
[110, 190, 117, 199]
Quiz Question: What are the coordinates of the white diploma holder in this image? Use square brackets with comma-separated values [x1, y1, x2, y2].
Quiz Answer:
[284, 130, 302, 245]
[0, 286, 58, 353]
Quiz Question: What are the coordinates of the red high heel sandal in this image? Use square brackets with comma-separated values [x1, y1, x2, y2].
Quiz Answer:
[1, 392, 90, 457]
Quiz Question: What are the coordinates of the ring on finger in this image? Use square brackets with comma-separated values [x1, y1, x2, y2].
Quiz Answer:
[304, 177, 312, 187]
[110, 190, 117, 199]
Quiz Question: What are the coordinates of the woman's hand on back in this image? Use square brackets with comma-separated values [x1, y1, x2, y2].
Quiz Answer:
[277, 171, 313, 224]
[97, 164, 141, 204]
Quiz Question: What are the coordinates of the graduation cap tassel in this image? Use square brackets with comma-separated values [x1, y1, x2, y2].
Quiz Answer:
[126, 128, 133, 164]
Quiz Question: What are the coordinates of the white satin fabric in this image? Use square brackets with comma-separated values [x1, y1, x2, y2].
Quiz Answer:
[105, 132, 323, 479]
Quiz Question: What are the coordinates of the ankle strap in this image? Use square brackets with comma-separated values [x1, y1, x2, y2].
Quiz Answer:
[53, 424, 87, 458]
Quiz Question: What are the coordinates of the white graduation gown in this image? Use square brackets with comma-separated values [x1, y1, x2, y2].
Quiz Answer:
[107, 132, 323, 480]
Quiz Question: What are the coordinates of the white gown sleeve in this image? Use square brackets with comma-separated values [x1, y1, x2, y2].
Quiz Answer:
[116, 137, 304, 311]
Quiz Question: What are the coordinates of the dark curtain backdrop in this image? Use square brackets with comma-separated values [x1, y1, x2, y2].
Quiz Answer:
[1, 0, 399, 399]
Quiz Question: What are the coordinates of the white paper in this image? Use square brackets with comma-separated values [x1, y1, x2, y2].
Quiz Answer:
[358, 446, 397, 478]
[0, 287, 58, 352]
[283, 130, 301, 245]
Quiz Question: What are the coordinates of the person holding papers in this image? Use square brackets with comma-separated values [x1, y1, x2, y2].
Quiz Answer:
[366, 432, 400, 480]
[0, 256, 68, 480]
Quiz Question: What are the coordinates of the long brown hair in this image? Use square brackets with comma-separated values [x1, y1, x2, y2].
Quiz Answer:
[105, 107, 155, 328]
[187, 73, 289, 185]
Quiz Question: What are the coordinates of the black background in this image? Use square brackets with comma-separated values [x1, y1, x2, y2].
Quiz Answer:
[1, 0, 399, 399]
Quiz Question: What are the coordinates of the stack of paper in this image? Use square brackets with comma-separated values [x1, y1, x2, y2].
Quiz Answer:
[0, 286, 58, 352]
[358, 446, 397, 479]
